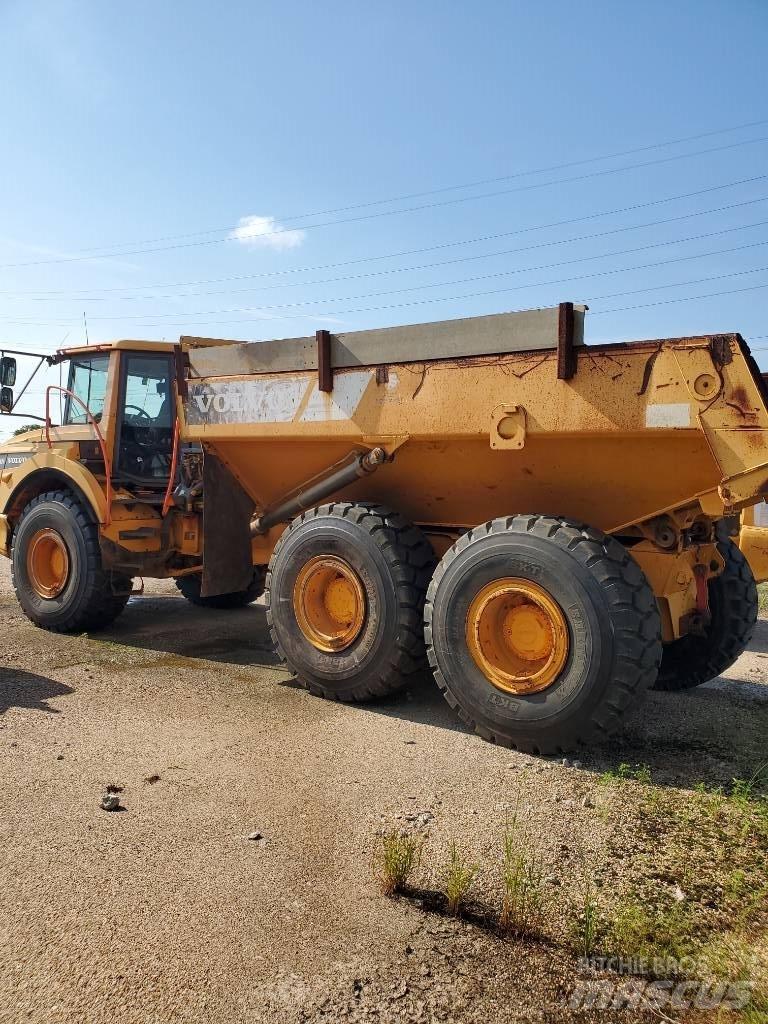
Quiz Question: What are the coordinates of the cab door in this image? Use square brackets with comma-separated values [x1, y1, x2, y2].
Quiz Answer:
[114, 352, 175, 487]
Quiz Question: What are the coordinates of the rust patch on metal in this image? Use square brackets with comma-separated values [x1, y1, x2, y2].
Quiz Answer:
[732, 386, 749, 407]
[710, 335, 733, 370]
[411, 364, 428, 399]
[508, 354, 550, 380]
[637, 344, 663, 396]
[725, 385, 759, 419]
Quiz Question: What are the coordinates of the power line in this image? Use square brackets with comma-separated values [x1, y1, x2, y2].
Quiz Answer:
[5, 174, 767, 297]
[2, 226, 767, 328]
[7, 200, 768, 305]
[590, 281, 768, 315]
[141, 278, 768, 331]
[6, 261, 766, 332]
[22, 117, 768, 251]
[72, 278, 768, 334]
[273, 119, 768, 223]
[3, 135, 768, 269]
[19, 238, 766, 322]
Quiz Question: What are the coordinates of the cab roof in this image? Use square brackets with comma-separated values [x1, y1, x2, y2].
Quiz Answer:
[56, 339, 176, 359]
[55, 337, 242, 361]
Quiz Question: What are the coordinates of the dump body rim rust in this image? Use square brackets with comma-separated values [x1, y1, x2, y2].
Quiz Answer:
[293, 554, 367, 652]
[465, 577, 569, 695]
[26, 527, 70, 599]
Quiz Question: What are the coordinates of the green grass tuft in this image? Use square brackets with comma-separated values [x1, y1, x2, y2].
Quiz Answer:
[570, 881, 600, 958]
[442, 842, 478, 917]
[599, 762, 653, 786]
[499, 824, 546, 938]
[375, 831, 421, 897]
[606, 898, 696, 965]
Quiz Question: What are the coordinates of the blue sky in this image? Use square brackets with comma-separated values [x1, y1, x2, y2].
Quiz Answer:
[0, 0, 767, 432]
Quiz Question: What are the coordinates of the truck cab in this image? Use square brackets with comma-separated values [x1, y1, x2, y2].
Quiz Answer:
[0, 341, 262, 633]
[1, 341, 177, 524]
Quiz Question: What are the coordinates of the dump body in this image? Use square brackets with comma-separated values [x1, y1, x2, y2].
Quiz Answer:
[180, 322, 768, 536]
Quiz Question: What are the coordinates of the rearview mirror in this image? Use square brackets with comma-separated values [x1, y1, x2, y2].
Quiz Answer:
[0, 356, 17, 387]
[0, 387, 13, 413]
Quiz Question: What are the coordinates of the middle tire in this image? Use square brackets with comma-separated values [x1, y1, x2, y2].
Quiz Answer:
[266, 502, 434, 701]
[425, 515, 662, 754]
[174, 568, 265, 609]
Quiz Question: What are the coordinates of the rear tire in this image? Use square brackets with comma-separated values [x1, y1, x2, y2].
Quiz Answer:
[266, 502, 434, 701]
[653, 539, 757, 691]
[425, 515, 662, 754]
[174, 568, 265, 609]
[11, 490, 131, 633]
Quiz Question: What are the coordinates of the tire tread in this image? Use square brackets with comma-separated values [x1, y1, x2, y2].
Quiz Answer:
[265, 502, 434, 701]
[175, 568, 265, 609]
[11, 489, 130, 633]
[424, 514, 662, 754]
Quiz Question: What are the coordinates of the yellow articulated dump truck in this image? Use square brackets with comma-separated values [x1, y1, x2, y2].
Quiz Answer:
[0, 302, 766, 753]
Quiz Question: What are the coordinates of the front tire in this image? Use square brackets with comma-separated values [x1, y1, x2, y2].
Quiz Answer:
[266, 502, 434, 701]
[425, 515, 662, 754]
[653, 539, 757, 691]
[174, 568, 265, 609]
[11, 490, 131, 633]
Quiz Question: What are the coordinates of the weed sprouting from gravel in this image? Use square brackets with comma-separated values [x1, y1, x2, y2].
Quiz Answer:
[373, 758, 767, 1015]
[606, 898, 696, 965]
[499, 823, 546, 938]
[375, 831, 421, 897]
[570, 880, 600, 958]
[599, 762, 652, 785]
[731, 763, 768, 807]
[441, 842, 478, 917]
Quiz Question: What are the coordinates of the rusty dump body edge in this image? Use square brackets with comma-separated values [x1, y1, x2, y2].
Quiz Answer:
[178, 313, 768, 537]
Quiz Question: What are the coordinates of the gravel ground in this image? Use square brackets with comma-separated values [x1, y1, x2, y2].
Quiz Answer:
[0, 562, 766, 1024]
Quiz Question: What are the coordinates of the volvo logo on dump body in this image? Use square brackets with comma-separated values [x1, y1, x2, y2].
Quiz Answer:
[187, 379, 307, 425]
[186, 371, 376, 426]
[193, 392, 245, 414]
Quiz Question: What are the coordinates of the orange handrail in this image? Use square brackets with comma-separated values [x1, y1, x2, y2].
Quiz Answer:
[162, 419, 180, 517]
[45, 385, 112, 526]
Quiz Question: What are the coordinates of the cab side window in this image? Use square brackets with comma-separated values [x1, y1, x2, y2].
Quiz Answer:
[64, 355, 110, 424]
[123, 356, 172, 427]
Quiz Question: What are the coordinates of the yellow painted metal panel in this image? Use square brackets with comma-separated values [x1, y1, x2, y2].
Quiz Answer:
[180, 336, 768, 533]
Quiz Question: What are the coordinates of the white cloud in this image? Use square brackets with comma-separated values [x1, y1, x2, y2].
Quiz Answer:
[228, 214, 306, 252]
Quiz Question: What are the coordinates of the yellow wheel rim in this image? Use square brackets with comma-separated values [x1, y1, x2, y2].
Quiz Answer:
[293, 555, 367, 652]
[26, 528, 70, 599]
[465, 578, 569, 695]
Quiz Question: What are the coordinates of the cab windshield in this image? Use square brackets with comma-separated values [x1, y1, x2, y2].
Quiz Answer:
[64, 354, 110, 424]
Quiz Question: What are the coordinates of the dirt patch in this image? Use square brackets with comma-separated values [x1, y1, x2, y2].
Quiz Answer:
[0, 562, 766, 1022]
